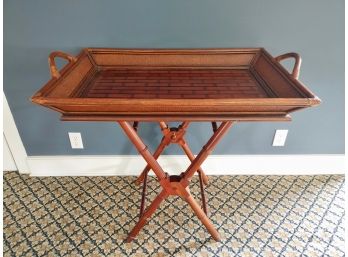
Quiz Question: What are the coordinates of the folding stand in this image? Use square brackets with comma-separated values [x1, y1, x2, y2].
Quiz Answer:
[118, 121, 233, 242]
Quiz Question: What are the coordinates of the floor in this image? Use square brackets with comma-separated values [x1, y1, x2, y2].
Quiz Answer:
[3, 171, 345, 257]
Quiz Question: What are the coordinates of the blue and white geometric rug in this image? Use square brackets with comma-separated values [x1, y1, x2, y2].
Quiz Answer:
[3, 172, 345, 256]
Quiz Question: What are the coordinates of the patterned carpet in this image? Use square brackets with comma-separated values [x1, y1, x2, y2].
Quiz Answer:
[3, 171, 345, 257]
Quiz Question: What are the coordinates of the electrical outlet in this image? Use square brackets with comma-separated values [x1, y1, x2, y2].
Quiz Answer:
[68, 132, 84, 149]
[272, 129, 288, 146]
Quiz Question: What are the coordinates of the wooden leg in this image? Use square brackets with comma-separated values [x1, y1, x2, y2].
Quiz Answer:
[118, 121, 167, 184]
[185, 193, 220, 241]
[135, 137, 169, 185]
[198, 170, 208, 214]
[211, 122, 218, 132]
[180, 140, 209, 185]
[139, 170, 148, 217]
[127, 190, 168, 242]
[182, 122, 233, 185]
[133, 121, 139, 131]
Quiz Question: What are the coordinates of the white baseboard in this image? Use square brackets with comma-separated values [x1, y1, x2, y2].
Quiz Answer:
[3, 93, 29, 173]
[27, 155, 345, 176]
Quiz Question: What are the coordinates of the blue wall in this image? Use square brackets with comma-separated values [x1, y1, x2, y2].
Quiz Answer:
[4, 0, 344, 155]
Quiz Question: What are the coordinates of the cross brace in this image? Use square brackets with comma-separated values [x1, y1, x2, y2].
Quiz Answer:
[118, 121, 233, 242]
[135, 121, 210, 217]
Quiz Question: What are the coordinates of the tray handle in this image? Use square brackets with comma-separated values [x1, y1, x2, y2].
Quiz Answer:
[48, 51, 77, 79]
[275, 52, 302, 79]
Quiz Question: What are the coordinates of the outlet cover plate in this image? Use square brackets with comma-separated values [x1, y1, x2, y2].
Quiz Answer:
[273, 129, 288, 146]
[68, 132, 84, 149]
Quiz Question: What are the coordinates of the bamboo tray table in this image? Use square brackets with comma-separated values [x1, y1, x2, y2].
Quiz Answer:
[31, 48, 320, 242]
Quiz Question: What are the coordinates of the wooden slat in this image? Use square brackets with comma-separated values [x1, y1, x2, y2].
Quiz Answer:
[83, 69, 267, 99]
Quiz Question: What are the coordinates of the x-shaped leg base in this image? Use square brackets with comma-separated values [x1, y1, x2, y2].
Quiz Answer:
[118, 121, 233, 242]
[135, 122, 209, 186]
[135, 122, 210, 216]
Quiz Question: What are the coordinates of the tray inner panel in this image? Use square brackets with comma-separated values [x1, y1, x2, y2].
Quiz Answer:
[80, 69, 268, 99]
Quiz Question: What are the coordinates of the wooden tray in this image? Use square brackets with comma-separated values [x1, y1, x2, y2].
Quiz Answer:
[31, 48, 321, 121]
